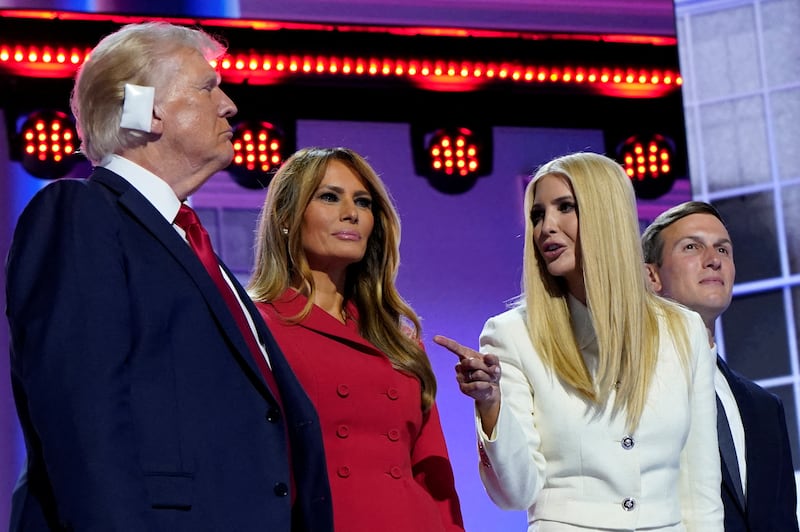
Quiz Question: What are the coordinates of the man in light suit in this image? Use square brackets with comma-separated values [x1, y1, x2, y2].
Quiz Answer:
[5, 22, 332, 531]
[642, 200, 798, 531]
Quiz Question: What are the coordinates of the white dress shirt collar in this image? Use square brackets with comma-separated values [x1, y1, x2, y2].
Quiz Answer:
[102, 154, 182, 223]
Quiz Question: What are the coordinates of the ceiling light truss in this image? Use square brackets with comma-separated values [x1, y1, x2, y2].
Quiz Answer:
[0, 10, 682, 97]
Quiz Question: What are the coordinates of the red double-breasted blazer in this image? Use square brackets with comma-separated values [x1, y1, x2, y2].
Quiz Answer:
[256, 289, 464, 532]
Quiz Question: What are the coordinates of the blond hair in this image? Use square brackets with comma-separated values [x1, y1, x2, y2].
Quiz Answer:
[520, 152, 690, 430]
[248, 147, 437, 410]
[70, 22, 227, 165]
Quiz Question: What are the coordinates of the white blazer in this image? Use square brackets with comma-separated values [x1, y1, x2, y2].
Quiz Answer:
[476, 297, 723, 531]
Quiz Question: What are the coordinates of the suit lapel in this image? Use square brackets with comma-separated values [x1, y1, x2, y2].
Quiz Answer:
[90, 168, 276, 398]
[270, 289, 386, 358]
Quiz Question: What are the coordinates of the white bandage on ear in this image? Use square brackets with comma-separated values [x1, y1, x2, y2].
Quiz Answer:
[120, 83, 155, 132]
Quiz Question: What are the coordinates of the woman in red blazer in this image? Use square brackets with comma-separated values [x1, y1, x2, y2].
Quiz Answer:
[248, 146, 464, 532]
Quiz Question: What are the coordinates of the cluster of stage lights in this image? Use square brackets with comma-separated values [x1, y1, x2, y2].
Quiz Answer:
[10, 110, 678, 200]
[411, 125, 493, 194]
[10, 114, 495, 191]
[618, 133, 676, 199]
[428, 128, 482, 178]
[18, 110, 78, 179]
[228, 121, 288, 189]
[621, 135, 672, 181]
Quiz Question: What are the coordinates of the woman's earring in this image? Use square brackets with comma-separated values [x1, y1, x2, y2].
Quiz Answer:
[281, 227, 289, 236]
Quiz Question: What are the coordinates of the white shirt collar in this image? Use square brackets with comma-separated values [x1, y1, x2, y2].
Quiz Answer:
[102, 154, 182, 223]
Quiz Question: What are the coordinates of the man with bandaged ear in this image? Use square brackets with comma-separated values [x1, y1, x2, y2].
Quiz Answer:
[5, 22, 332, 532]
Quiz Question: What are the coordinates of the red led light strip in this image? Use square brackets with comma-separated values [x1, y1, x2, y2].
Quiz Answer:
[0, 10, 682, 97]
[0, 44, 90, 77]
[0, 43, 682, 95]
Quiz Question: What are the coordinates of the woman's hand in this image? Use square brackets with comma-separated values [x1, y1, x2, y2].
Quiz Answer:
[433, 334, 501, 426]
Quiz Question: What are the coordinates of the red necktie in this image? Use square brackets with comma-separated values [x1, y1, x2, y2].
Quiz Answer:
[174, 204, 283, 408]
[175, 204, 295, 504]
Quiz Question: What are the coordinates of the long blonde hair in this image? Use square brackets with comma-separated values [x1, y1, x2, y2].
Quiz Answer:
[520, 152, 690, 430]
[248, 147, 437, 410]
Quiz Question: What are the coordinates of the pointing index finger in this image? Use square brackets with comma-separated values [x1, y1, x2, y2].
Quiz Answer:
[433, 334, 477, 362]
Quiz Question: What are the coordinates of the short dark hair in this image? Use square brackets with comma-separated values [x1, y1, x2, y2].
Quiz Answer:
[641, 201, 726, 265]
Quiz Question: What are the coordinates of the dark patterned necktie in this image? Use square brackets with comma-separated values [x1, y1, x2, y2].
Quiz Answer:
[717, 395, 745, 508]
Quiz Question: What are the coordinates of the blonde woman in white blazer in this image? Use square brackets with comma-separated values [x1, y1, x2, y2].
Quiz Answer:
[435, 152, 723, 531]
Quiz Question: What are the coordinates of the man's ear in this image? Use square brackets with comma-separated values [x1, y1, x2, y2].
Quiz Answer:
[149, 104, 163, 135]
[644, 263, 663, 294]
